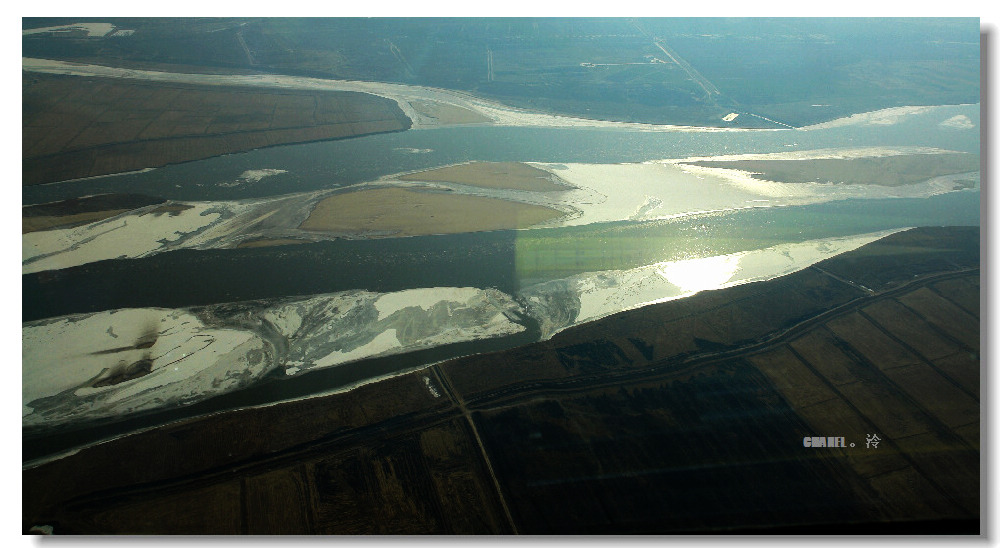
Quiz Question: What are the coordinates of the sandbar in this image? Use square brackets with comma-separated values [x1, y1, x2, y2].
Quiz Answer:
[23, 209, 132, 234]
[683, 153, 980, 187]
[398, 161, 570, 191]
[409, 100, 492, 125]
[299, 187, 565, 237]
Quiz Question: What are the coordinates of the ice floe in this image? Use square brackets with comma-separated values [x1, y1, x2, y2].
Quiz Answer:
[939, 115, 976, 130]
[218, 169, 287, 187]
[238, 169, 288, 183]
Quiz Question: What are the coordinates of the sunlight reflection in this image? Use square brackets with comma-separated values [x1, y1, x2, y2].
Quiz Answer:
[655, 253, 743, 294]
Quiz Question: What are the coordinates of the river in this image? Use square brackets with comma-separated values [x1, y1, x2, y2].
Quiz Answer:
[22, 104, 980, 204]
[21, 102, 981, 465]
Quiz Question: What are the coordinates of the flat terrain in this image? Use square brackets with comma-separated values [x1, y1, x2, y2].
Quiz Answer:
[22, 73, 411, 185]
[398, 162, 570, 191]
[22, 194, 166, 233]
[299, 187, 566, 237]
[23, 18, 979, 128]
[23, 226, 979, 534]
[410, 100, 493, 125]
[24, 209, 131, 234]
[685, 153, 980, 187]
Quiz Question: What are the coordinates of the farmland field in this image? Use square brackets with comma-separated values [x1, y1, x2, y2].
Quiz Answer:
[23, 73, 410, 184]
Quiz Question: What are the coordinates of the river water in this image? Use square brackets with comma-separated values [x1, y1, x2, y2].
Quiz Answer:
[22, 102, 982, 320]
[21, 103, 982, 463]
[23, 104, 980, 204]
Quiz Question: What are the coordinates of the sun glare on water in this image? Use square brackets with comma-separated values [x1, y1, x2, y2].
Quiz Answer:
[656, 253, 743, 294]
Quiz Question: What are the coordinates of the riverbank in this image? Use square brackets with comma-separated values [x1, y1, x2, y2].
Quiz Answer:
[20, 57, 764, 133]
[23, 226, 980, 533]
[22, 149, 981, 276]
[23, 71, 411, 185]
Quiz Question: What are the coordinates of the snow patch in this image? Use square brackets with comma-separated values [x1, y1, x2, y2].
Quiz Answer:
[314, 329, 402, 368]
[374, 287, 483, 321]
[22, 202, 222, 274]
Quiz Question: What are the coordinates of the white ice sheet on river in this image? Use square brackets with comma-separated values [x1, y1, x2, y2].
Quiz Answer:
[22, 308, 271, 426]
[521, 229, 907, 339]
[22, 146, 977, 275]
[268, 286, 524, 372]
[535, 147, 978, 228]
[22, 228, 911, 438]
[23, 286, 525, 429]
[22, 194, 311, 275]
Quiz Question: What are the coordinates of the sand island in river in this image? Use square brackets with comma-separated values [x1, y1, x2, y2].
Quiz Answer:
[397, 161, 570, 191]
[300, 187, 566, 237]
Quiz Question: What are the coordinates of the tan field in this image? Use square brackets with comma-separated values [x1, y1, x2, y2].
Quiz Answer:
[299, 187, 565, 237]
[398, 162, 570, 191]
[22, 209, 132, 234]
[23, 73, 410, 185]
[410, 100, 493, 125]
[22, 194, 170, 233]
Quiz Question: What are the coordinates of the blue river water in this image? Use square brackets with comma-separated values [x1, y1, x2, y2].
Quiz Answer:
[22, 103, 980, 204]
[20, 103, 982, 461]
